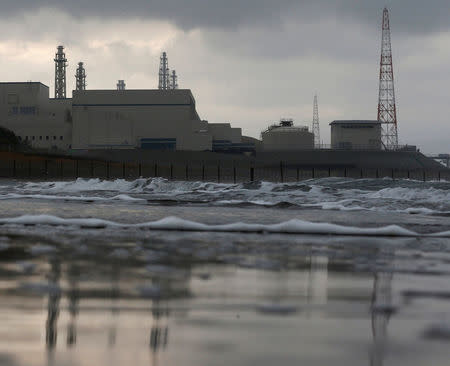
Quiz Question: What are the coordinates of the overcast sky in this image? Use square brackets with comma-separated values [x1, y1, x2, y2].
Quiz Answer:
[0, 0, 449, 153]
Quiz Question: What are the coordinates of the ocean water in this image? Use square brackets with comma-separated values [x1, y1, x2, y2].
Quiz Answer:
[0, 177, 449, 366]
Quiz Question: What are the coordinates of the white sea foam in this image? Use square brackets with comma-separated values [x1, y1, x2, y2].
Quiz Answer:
[0, 193, 145, 202]
[0, 214, 446, 237]
[366, 187, 450, 202]
[3, 177, 449, 215]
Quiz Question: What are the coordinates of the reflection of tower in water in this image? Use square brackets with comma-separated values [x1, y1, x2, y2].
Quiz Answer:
[370, 271, 393, 366]
[66, 263, 80, 347]
[108, 263, 120, 347]
[46, 257, 61, 350]
[307, 255, 329, 308]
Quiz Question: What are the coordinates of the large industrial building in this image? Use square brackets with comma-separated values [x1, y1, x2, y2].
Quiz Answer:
[0, 82, 251, 152]
[72, 89, 211, 150]
[330, 120, 382, 150]
[0, 44, 391, 155]
[0, 47, 257, 153]
[0, 47, 262, 153]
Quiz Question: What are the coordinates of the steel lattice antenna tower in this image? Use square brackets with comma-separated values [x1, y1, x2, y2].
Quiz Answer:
[377, 8, 398, 150]
[54, 45, 67, 99]
[117, 80, 126, 90]
[75, 62, 86, 91]
[158, 52, 170, 90]
[170, 70, 178, 89]
[312, 94, 320, 148]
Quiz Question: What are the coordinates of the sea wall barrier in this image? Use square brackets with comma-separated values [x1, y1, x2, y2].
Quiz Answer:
[1, 152, 449, 182]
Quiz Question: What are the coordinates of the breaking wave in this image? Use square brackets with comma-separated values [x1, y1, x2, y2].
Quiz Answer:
[1, 177, 449, 215]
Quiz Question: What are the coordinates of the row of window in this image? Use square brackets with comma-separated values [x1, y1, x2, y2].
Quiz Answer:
[19, 136, 64, 141]
[11, 106, 36, 115]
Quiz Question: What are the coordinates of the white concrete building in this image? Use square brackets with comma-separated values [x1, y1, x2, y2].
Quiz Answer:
[0, 82, 72, 150]
[330, 120, 382, 150]
[261, 119, 314, 151]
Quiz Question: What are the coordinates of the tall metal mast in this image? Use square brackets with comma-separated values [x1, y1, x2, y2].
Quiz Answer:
[117, 80, 126, 90]
[312, 94, 320, 148]
[377, 8, 398, 150]
[170, 70, 178, 89]
[75, 62, 86, 91]
[158, 52, 170, 90]
[54, 45, 67, 99]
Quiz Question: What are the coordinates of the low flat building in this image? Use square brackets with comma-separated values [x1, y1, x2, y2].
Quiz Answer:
[207, 122, 254, 153]
[330, 120, 382, 150]
[261, 119, 314, 151]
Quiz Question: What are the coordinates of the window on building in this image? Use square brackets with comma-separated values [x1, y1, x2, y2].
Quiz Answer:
[60, 136, 63, 140]
[53, 136, 56, 140]
[32, 136, 35, 140]
[39, 136, 42, 140]
[25, 136, 28, 141]
[46, 136, 49, 140]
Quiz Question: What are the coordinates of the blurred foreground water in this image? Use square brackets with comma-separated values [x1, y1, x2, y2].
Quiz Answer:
[0, 177, 449, 365]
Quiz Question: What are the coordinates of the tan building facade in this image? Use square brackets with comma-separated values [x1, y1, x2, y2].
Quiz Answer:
[330, 120, 382, 150]
[0, 82, 72, 150]
[72, 89, 212, 151]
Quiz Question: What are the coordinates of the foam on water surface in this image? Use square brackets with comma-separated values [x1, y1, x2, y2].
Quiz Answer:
[1, 177, 448, 215]
[0, 214, 447, 237]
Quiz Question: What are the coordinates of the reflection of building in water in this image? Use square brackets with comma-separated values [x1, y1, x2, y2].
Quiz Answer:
[46, 257, 61, 350]
[149, 298, 169, 353]
[66, 264, 80, 347]
[108, 263, 120, 347]
[307, 255, 329, 306]
[370, 272, 393, 366]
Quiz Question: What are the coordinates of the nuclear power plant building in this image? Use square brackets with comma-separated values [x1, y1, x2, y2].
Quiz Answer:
[0, 80, 255, 152]
[72, 89, 212, 150]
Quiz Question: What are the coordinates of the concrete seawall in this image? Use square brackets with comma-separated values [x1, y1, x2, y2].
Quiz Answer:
[1, 150, 449, 182]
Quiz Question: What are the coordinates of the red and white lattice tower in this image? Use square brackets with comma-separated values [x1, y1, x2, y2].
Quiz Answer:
[377, 7, 398, 150]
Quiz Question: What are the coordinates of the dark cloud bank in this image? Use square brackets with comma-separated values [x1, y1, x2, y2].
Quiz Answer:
[2, 0, 450, 33]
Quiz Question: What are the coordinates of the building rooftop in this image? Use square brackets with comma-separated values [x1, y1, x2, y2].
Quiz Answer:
[330, 120, 381, 125]
[262, 119, 309, 135]
[0, 82, 49, 88]
[72, 89, 196, 107]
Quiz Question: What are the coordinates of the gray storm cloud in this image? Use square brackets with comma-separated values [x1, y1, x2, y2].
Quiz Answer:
[1, 0, 450, 33]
